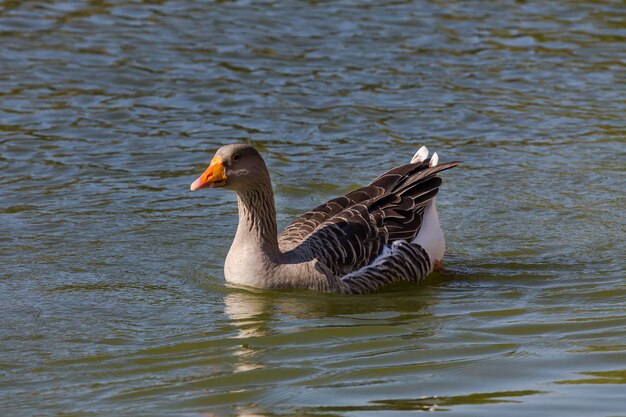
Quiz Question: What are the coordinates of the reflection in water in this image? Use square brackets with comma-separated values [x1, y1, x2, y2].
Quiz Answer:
[202, 407, 267, 417]
[224, 292, 273, 340]
[223, 292, 272, 375]
[224, 284, 437, 322]
[218, 287, 441, 415]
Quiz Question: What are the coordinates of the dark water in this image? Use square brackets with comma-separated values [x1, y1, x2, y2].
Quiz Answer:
[1, 1, 625, 416]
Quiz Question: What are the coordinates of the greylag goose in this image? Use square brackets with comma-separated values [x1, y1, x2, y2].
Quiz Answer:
[190, 144, 459, 294]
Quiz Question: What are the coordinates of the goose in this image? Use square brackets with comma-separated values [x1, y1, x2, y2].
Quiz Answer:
[190, 144, 459, 294]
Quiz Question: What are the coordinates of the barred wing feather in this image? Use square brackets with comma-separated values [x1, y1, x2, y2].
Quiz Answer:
[278, 159, 459, 280]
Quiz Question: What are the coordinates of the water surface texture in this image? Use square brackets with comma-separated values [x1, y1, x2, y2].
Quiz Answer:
[1, 1, 625, 416]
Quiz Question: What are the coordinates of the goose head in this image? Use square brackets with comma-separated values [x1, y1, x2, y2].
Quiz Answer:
[190, 144, 269, 192]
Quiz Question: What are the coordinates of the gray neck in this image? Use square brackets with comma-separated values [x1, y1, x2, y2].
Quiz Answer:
[226, 177, 319, 290]
[234, 181, 280, 259]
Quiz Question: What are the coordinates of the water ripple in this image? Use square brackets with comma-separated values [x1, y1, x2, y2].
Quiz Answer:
[1, 0, 625, 416]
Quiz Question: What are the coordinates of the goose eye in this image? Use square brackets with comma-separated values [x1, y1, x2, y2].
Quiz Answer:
[233, 153, 241, 161]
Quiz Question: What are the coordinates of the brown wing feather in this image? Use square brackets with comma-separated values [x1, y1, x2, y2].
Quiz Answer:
[278, 158, 459, 275]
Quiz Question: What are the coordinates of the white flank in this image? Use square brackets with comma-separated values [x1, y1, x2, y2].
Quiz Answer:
[413, 198, 445, 267]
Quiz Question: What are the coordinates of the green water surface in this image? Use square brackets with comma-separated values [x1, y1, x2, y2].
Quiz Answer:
[1, 1, 625, 416]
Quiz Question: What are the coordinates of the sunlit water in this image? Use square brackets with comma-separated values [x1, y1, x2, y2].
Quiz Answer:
[1, 1, 625, 416]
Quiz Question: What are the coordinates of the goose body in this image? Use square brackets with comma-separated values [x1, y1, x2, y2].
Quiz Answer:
[190, 144, 458, 294]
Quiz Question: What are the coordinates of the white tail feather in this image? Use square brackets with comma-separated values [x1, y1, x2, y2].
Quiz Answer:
[429, 152, 439, 167]
[411, 145, 445, 269]
[411, 146, 428, 163]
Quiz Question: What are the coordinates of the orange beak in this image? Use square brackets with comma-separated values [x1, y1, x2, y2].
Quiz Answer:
[190, 156, 227, 191]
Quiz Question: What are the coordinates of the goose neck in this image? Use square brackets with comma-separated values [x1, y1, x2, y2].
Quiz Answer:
[235, 182, 279, 256]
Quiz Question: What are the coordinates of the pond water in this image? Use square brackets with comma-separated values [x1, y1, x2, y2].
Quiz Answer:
[1, 1, 625, 416]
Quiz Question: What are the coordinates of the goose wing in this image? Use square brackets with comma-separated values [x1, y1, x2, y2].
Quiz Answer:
[278, 160, 459, 275]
